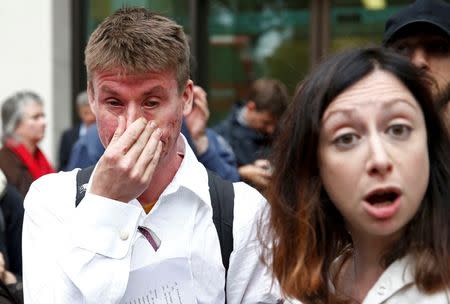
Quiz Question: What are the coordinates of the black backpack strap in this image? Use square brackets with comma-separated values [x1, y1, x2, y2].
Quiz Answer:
[75, 165, 95, 207]
[207, 169, 234, 274]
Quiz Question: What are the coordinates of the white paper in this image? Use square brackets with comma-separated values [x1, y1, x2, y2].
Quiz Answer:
[120, 257, 196, 304]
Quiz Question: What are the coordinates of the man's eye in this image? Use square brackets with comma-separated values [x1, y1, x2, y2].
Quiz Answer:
[143, 100, 159, 108]
[393, 44, 411, 56]
[386, 124, 411, 140]
[106, 99, 122, 107]
[333, 133, 359, 149]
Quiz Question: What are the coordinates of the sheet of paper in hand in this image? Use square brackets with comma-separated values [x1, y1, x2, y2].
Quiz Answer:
[120, 257, 196, 304]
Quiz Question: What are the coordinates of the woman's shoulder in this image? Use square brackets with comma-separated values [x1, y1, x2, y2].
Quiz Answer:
[364, 255, 450, 303]
[0, 146, 14, 158]
[0, 147, 28, 179]
[0, 146, 21, 166]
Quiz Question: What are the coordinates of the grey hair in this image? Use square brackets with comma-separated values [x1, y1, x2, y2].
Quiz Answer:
[1, 91, 43, 143]
[76, 91, 89, 107]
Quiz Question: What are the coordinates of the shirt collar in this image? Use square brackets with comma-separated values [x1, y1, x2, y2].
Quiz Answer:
[156, 134, 211, 206]
[363, 255, 414, 303]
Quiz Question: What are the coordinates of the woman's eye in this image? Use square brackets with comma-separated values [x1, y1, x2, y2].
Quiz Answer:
[386, 124, 412, 140]
[32, 113, 45, 120]
[333, 133, 359, 149]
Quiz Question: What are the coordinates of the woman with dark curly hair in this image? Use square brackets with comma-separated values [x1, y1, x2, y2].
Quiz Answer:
[261, 47, 450, 303]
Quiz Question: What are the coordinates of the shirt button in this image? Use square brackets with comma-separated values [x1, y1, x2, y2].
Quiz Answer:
[119, 229, 129, 240]
[376, 284, 386, 295]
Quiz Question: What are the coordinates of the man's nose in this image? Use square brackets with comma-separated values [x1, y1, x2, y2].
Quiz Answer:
[410, 47, 430, 71]
[125, 105, 142, 128]
[366, 135, 393, 177]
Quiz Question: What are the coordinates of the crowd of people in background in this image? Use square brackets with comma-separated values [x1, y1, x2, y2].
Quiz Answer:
[0, 0, 448, 303]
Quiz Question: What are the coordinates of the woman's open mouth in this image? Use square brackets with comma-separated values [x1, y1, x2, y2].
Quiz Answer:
[363, 187, 402, 219]
[365, 190, 399, 206]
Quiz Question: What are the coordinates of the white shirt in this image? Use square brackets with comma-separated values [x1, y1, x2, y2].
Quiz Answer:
[363, 256, 450, 304]
[285, 256, 450, 304]
[22, 136, 280, 304]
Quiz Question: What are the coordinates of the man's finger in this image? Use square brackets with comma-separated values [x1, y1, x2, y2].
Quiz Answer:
[135, 128, 162, 172]
[197, 99, 210, 117]
[114, 117, 148, 153]
[142, 140, 163, 181]
[126, 121, 158, 162]
[109, 116, 126, 146]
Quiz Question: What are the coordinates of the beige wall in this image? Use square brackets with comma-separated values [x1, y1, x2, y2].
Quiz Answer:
[0, 0, 72, 166]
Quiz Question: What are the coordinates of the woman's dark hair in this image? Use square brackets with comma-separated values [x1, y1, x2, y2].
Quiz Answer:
[261, 47, 450, 303]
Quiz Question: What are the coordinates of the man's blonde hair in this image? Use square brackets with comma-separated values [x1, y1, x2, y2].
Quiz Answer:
[85, 7, 190, 92]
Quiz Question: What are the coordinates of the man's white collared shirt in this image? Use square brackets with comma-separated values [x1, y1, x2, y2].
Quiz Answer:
[22, 137, 279, 303]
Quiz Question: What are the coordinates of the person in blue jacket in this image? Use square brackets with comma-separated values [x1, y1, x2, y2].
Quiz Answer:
[183, 85, 239, 182]
[64, 123, 105, 171]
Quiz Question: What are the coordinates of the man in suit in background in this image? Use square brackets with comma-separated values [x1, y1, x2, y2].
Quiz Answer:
[57, 91, 96, 170]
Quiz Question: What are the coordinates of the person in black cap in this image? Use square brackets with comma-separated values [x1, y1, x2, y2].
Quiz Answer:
[383, 0, 450, 115]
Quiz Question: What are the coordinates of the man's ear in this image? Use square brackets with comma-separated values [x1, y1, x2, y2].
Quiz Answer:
[87, 81, 97, 116]
[182, 80, 194, 116]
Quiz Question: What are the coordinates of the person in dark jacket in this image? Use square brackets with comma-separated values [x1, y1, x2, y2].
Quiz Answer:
[64, 123, 104, 171]
[184, 86, 239, 181]
[0, 170, 23, 304]
[58, 91, 96, 170]
[214, 78, 289, 190]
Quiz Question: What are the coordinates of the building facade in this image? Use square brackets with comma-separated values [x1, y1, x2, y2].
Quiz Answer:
[0, 0, 413, 165]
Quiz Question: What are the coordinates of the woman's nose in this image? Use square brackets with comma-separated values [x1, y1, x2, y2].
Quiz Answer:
[366, 135, 393, 177]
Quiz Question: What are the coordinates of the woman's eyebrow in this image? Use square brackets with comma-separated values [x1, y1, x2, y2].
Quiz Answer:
[322, 108, 354, 124]
[323, 98, 418, 123]
[380, 98, 421, 113]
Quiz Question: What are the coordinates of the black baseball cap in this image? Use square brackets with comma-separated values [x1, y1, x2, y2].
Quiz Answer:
[383, 0, 450, 46]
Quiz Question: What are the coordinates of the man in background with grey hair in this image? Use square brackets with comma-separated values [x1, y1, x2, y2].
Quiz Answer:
[58, 91, 96, 170]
